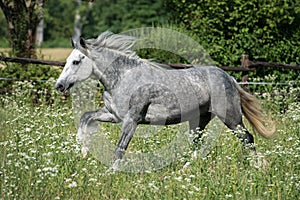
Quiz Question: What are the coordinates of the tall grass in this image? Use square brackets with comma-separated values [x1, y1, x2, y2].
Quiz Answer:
[0, 79, 299, 199]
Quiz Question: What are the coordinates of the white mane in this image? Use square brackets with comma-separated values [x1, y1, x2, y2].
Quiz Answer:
[84, 31, 171, 69]
[85, 31, 139, 59]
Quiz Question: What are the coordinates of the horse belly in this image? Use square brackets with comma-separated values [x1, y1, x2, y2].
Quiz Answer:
[143, 104, 182, 125]
[143, 102, 203, 125]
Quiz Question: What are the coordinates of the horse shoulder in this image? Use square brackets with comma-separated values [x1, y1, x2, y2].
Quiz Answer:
[102, 91, 121, 118]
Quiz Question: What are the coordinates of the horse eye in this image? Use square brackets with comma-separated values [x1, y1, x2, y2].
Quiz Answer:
[73, 60, 80, 65]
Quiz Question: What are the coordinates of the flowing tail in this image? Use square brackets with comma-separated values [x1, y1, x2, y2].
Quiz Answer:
[233, 79, 275, 138]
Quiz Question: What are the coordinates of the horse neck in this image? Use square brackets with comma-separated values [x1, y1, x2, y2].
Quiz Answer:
[93, 51, 142, 91]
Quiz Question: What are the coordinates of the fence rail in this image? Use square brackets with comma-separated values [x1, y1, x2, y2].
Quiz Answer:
[0, 56, 65, 67]
[1, 55, 299, 70]
[0, 54, 299, 90]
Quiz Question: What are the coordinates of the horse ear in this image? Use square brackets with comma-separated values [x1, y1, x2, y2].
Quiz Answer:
[80, 37, 87, 49]
[71, 37, 77, 48]
[78, 37, 89, 56]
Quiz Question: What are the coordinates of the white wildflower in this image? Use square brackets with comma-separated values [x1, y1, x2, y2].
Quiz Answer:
[68, 181, 78, 188]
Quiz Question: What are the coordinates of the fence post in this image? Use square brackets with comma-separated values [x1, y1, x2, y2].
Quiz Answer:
[241, 54, 249, 91]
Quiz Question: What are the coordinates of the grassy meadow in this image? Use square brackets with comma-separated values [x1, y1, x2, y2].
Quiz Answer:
[0, 50, 299, 199]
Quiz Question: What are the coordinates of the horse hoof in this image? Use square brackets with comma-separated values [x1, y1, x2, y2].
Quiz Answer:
[112, 159, 122, 171]
[81, 146, 89, 158]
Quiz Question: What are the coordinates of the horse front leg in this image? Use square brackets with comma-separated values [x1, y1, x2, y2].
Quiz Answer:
[79, 107, 120, 129]
[114, 114, 138, 161]
[77, 107, 120, 157]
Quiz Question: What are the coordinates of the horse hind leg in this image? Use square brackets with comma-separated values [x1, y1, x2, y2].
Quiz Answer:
[189, 112, 214, 145]
[216, 93, 255, 150]
[225, 118, 271, 169]
[218, 104, 270, 168]
[224, 116, 255, 151]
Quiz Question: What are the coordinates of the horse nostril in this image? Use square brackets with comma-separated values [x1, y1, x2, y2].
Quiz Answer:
[55, 83, 64, 92]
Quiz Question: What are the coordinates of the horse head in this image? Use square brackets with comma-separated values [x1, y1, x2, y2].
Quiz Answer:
[55, 37, 93, 94]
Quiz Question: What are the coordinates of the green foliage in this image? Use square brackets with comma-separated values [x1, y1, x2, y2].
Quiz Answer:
[41, 0, 169, 41]
[137, 48, 188, 64]
[81, 0, 169, 37]
[43, 0, 77, 41]
[0, 63, 60, 91]
[0, 38, 9, 47]
[249, 74, 300, 114]
[166, 0, 300, 80]
[1, 0, 299, 82]
[40, 38, 70, 48]
[133, 26, 207, 65]
[0, 11, 8, 46]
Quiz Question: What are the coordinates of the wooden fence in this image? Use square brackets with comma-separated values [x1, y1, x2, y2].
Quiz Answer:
[1, 54, 300, 90]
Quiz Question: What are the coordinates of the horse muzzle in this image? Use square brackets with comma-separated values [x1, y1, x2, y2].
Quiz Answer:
[55, 81, 74, 94]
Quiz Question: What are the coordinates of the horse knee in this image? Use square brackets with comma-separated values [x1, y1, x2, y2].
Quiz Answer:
[79, 111, 99, 135]
[80, 111, 94, 125]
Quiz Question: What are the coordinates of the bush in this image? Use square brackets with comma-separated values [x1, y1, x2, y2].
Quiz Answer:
[0, 63, 61, 93]
[166, 0, 300, 81]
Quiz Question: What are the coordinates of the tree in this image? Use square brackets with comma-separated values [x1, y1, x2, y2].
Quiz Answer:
[0, 0, 45, 58]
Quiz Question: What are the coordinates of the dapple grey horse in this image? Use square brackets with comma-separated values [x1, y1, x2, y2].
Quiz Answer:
[55, 31, 275, 163]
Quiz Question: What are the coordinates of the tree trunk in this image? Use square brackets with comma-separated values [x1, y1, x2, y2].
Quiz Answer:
[36, 19, 44, 47]
[0, 0, 44, 58]
[73, 0, 82, 41]
[73, 0, 93, 41]
[36, 0, 44, 47]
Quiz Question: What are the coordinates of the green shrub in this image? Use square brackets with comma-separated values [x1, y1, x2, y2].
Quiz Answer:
[0, 63, 61, 93]
[166, 0, 300, 81]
